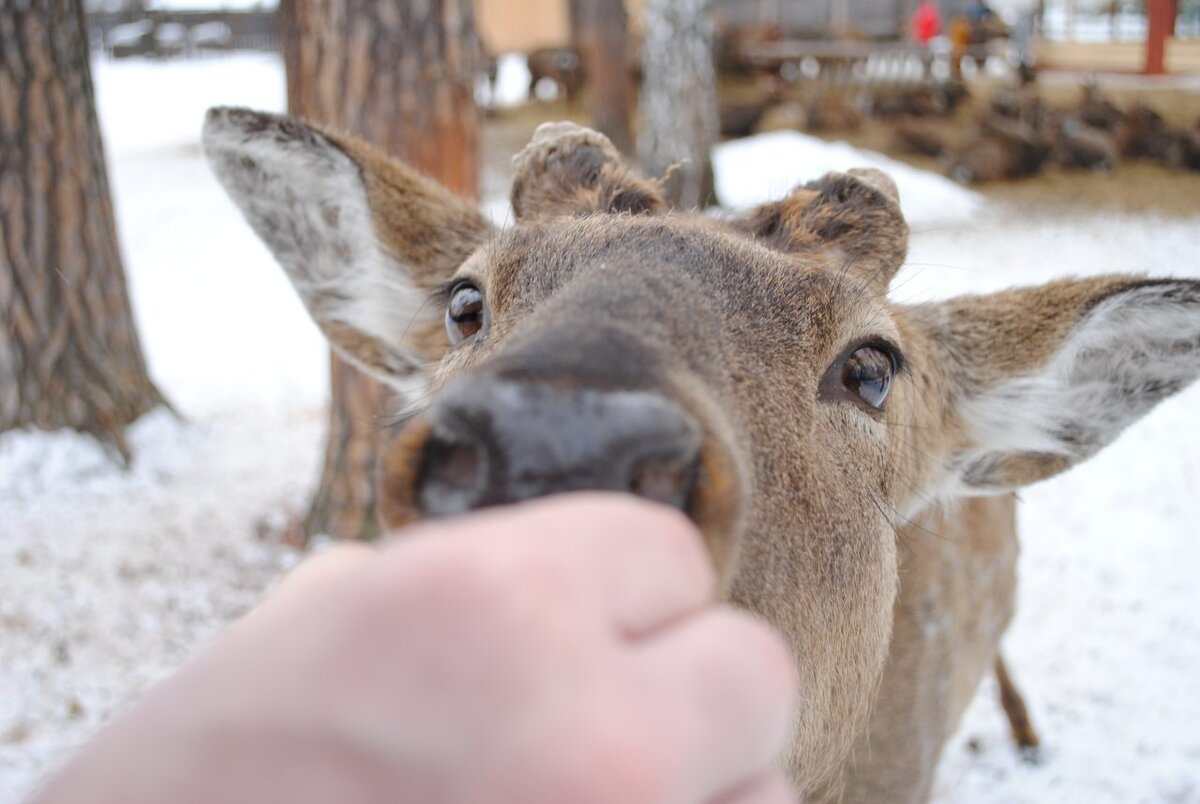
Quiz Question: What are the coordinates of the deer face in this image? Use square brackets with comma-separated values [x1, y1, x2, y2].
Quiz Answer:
[387, 211, 912, 571]
[204, 109, 1200, 792]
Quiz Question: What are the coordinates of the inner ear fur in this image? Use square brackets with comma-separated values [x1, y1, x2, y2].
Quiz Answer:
[342, 134, 494, 290]
[203, 106, 492, 387]
[510, 122, 668, 221]
[733, 168, 908, 294]
[917, 275, 1200, 493]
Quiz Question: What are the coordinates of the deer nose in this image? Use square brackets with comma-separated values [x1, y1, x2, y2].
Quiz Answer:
[416, 376, 702, 517]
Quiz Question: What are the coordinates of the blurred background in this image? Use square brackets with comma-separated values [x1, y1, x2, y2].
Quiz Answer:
[2, 1, 1198, 801]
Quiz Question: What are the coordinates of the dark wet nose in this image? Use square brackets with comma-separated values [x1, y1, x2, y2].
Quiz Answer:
[417, 376, 701, 517]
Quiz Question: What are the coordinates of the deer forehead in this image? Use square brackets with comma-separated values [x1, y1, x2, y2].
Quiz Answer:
[454, 213, 902, 356]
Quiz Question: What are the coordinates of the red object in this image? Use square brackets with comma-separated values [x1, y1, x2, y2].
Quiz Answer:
[910, 1, 943, 44]
[1145, 0, 1171, 75]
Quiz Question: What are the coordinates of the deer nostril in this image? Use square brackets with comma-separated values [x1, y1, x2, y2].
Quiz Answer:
[629, 453, 699, 512]
[430, 441, 482, 487]
[419, 437, 486, 517]
[412, 378, 708, 519]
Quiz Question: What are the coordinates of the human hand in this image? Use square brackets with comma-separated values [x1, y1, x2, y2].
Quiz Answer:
[35, 494, 798, 804]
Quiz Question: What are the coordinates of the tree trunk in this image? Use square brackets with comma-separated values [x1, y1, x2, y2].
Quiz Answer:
[281, 0, 480, 541]
[638, 0, 719, 209]
[0, 0, 168, 463]
[572, 0, 634, 155]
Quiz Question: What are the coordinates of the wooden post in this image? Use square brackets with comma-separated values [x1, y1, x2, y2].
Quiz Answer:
[830, 0, 849, 38]
[1145, 0, 1170, 75]
[572, 0, 634, 154]
[639, 0, 719, 208]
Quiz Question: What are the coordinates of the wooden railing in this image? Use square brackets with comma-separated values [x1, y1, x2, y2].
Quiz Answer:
[739, 40, 948, 88]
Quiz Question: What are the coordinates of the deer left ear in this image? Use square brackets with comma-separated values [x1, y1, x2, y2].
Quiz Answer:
[203, 107, 493, 388]
[923, 276, 1200, 494]
[732, 167, 908, 294]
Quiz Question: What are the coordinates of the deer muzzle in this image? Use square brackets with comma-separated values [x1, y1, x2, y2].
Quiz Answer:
[408, 375, 702, 517]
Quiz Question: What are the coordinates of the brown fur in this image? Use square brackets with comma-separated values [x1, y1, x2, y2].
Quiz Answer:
[525, 47, 585, 102]
[995, 656, 1041, 751]
[204, 110, 1200, 803]
[947, 117, 1049, 184]
[893, 119, 948, 158]
[728, 167, 907, 295]
[510, 122, 668, 221]
[335, 132, 493, 289]
[830, 495, 1020, 802]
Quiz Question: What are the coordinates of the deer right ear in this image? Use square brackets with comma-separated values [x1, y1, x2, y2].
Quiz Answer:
[921, 276, 1200, 495]
[202, 106, 493, 388]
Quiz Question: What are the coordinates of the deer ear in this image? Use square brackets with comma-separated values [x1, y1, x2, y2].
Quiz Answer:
[924, 277, 1200, 494]
[732, 168, 908, 294]
[202, 106, 493, 389]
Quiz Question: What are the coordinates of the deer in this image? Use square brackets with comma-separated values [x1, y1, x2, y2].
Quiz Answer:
[202, 108, 1200, 803]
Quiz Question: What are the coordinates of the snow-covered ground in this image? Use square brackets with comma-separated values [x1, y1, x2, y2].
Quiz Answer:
[2, 54, 1198, 802]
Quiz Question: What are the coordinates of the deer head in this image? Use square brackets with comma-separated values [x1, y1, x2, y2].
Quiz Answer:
[203, 108, 1200, 794]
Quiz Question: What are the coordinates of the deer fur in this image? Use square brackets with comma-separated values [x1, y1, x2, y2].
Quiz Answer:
[203, 108, 1200, 803]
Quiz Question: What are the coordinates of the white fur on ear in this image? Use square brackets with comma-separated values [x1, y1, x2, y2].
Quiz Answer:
[202, 107, 427, 390]
[950, 280, 1200, 494]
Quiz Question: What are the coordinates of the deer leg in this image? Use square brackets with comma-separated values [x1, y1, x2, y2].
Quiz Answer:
[995, 654, 1042, 763]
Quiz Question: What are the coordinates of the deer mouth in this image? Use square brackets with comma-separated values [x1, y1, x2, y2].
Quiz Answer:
[378, 379, 742, 567]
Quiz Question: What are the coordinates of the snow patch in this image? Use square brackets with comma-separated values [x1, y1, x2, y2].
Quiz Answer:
[0, 409, 196, 499]
[93, 54, 285, 157]
[493, 53, 533, 108]
[713, 130, 984, 229]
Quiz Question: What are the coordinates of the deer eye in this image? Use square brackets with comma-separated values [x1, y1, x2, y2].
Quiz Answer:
[818, 340, 902, 413]
[446, 283, 485, 345]
[842, 346, 894, 410]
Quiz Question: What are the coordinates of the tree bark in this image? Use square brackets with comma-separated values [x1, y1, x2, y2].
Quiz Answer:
[0, 0, 168, 463]
[281, 0, 479, 541]
[572, 0, 634, 155]
[638, 0, 719, 209]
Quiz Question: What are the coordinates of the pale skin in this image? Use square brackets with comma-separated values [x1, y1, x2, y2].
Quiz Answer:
[34, 495, 798, 804]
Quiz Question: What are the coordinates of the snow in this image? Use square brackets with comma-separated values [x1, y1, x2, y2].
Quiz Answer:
[480, 52, 533, 109]
[0, 54, 316, 799]
[104, 20, 152, 48]
[714, 130, 986, 229]
[2, 54, 1199, 803]
[90, 55, 326, 415]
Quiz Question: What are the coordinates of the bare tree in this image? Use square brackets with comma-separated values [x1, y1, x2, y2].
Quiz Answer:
[280, 0, 479, 541]
[638, 0, 719, 208]
[571, 0, 635, 154]
[0, 0, 169, 463]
